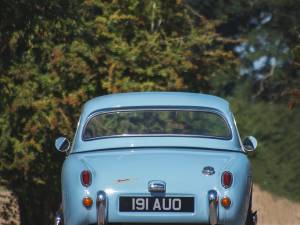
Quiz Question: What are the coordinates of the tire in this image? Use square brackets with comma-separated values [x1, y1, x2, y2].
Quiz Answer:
[245, 191, 257, 225]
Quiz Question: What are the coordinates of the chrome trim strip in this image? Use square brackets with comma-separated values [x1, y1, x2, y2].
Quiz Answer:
[97, 191, 107, 225]
[71, 146, 245, 155]
[208, 190, 218, 225]
[84, 133, 231, 141]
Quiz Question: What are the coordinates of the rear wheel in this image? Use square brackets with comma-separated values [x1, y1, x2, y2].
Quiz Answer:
[245, 191, 257, 225]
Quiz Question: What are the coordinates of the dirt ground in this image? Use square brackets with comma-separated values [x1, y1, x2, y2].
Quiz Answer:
[252, 185, 300, 225]
[1, 184, 300, 225]
[0, 189, 20, 225]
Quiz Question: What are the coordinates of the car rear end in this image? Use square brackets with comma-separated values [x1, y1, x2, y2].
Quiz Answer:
[58, 93, 252, 225]
[61, 148, 251, 225]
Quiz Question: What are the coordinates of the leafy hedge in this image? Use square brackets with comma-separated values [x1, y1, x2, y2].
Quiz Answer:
[231, 96, 300, 201]
[0, 1, 237, 224]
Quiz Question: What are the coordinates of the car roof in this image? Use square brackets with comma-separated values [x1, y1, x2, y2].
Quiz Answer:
[73, 92, 241, 152]
[82, 92, 230, 116]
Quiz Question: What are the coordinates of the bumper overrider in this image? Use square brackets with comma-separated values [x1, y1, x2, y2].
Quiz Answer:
[54, 191, 108, 225]
[208, 190, 218, 225]
[55, 210, 63, 225]
[97, 191, 107, 225]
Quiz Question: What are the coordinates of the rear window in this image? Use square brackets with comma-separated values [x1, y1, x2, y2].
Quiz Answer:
[83, 109, 231, 140]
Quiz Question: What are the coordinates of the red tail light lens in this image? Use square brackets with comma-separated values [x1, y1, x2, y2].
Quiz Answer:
[221, 171, 233, 188]
[81, 170, 92, 187]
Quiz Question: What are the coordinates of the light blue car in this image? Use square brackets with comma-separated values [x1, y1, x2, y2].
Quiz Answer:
[54, 92, 258, 225]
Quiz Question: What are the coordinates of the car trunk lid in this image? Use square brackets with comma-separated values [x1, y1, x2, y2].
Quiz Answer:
[74, 148, 239, 193]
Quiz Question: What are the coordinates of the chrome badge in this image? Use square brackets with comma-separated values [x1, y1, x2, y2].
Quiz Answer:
[148, 180, 166, 193]
[202, 166, 215, 175]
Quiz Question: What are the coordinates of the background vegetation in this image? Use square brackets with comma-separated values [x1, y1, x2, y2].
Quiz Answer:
[0, 0, 299, 224]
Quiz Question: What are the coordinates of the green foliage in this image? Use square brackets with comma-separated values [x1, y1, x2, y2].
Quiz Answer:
[0, 1, 238, 224]
[190, 0, 300, 102]
[231, 93, 300, 201]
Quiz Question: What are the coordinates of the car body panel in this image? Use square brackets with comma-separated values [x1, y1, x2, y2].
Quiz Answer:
[59, 92, 253, 225]
[62, 148, 251, 225]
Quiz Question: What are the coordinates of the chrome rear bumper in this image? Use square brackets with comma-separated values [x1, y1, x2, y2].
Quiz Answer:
[97, 191, 107, 225]
[208, 190, 218, 225]
[95, 190, 218, 225]
[57, 190, 220, 225]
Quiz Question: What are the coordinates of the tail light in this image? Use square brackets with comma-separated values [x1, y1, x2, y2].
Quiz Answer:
[82, 196, 93, 207]
[221, 196, 231, 208]
[81, 170, 92, 187]
[221, 171, 233, 188]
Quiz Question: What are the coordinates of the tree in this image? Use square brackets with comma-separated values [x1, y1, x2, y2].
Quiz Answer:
[0, 1, 238, 224]
[189, 0, 300, 103]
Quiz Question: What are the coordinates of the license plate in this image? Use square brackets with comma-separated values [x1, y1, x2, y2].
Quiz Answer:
[119, 196, 194, 212]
